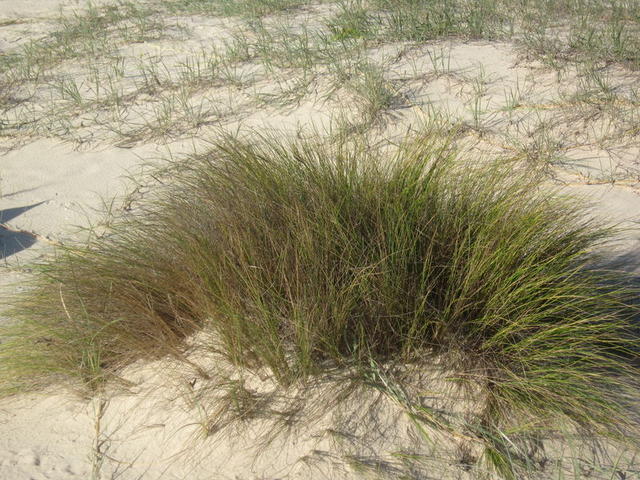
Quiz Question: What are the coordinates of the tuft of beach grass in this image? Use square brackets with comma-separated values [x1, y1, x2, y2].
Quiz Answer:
[1, 129, 639, 476]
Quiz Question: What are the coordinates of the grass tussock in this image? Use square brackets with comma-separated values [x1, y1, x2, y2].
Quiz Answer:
[161, 0, 313, 17]
[1, 131, 639, 473]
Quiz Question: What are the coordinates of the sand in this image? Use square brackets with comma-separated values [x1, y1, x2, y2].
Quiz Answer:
[1, 1, 640, 478]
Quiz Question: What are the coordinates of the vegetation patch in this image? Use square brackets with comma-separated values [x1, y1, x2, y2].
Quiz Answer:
[2, 131, 639, 476]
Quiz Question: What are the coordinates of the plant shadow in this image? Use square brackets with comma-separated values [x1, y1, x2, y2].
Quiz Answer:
[0, 227, 37, 259]
[0, 202, 45, 259]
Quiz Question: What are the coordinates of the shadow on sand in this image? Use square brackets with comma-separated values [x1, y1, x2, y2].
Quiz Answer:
[0, 202, 45, 259]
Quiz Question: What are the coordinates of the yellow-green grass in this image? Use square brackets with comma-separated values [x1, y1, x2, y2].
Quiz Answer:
[1, 131, 639, 476]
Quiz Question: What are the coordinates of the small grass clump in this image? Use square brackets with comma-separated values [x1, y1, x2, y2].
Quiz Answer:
[160, 0, 313, 17]
[1, 132, 639, 474]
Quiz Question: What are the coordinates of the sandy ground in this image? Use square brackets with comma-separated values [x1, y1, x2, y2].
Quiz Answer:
[1, 1, 640, 479]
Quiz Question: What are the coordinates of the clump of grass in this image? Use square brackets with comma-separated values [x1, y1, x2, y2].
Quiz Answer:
[160, 0, 313, 18]
[1, 131, 639, 474]
[369, 0, 510, 41]
[342, 60, 400, 126]
[328, 1, 377, 41]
